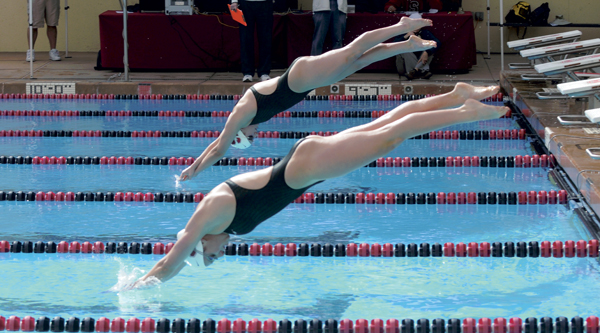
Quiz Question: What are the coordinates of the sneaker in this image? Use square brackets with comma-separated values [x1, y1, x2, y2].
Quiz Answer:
[260, 74, 271, 82]
[49, 49, 61, 61]
[421, 70, 433, 79]
[26, 49, 35, 62]
[242, 75, 253, 82]
[405, 69, 418, 80]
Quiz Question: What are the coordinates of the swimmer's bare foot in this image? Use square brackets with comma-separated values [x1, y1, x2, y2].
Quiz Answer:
[462, 99, 509, 121]
[453, 82, 500, 102]
[398, 17, 433, 32]
[406, 35, 437, 52]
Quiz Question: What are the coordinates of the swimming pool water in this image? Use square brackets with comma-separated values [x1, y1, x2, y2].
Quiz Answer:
[2, 254, 599, 321]
[0, 99, 507, 114]
[0, 99, 595, 323]
[0, 165, 555, 194]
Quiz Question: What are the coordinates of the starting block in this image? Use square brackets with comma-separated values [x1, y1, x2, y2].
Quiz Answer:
[557, 78, 600, 98]
[507, 30, 582, 69]
[518, 39, 600, 81]
[584, 108, 600, 159]
[534, 54, 600, 99]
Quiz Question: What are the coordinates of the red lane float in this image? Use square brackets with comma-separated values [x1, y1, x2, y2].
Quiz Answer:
[444, 243, 455, 256]
[96, 317, 110, 332]
[347, 243, 358, 257]
[478, 318, 492, 333]
[141, 318, 156, 333]
[111, 318, 125, 333]
[153, 243, 165, 255]
[126, 318, 140, 333]
[493, 318, 507, 333]
[6, 316, 20, 332]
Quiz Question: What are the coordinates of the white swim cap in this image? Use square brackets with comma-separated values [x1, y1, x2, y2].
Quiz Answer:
[231, 130, 252, 149]
[177, 229, 206, 267]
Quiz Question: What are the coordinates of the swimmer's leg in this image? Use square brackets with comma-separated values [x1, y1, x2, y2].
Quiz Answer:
[331, 36, 436, 82]
[289, 17, 433, 91]
[286, 100, 509, 188]
[339, 83, 500, 135]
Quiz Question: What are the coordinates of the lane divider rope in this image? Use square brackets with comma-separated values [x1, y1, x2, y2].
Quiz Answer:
[0, 190, 569, 205]
[0, 129, 525, 140]
[0, 315, 593, 333]
[1, 239, 598, 258]
[0, 92, 504, 102]
[0, 154, 555, 168]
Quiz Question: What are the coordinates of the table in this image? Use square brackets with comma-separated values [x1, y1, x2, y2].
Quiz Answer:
[99, 11, 476, 72]
[99, 12, 286, 70]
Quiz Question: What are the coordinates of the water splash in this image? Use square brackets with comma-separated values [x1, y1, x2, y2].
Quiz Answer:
[174, 174, 183, 189]
[105, 258, 166, 313]
[108, 258, 161, 293]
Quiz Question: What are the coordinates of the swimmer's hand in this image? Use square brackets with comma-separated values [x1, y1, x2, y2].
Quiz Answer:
[109, 278, 160, 292]
[180, 164, 199, 181]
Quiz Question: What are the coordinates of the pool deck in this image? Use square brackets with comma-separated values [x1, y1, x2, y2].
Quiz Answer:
[0, 52, 512, 96]
[2, 51, 600, 218]
[500, 70, 600, 217]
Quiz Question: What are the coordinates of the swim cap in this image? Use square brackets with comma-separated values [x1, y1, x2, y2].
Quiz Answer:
[177, 229, 207, 267]
[231, 130, 252, 149]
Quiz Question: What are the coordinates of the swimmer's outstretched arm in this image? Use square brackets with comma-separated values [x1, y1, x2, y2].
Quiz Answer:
[180, 101, 255, 181]
[132, 227, 204, 288]
[131, 195, 233, 288]
[128, 237, 194, 289]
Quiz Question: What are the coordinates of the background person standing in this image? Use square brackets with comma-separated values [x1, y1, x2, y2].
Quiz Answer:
[26, 0, 62, 62]
[311, 0, 347, 55]
[231, 0, 273, 82]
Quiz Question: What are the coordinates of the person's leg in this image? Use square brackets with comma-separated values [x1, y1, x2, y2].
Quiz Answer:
[239, 1, 257, 77]
[256, 1, 273, 77]
[330, 0, 345, 50]
[47, 26, 57, 49]
[403, 52, 419, 71]
[404, 51, 421, 79]
[27, 28, 39, 48]
[331, 36, 436, 82]
[310, 11, 331, 56]
[337, 83, 500, 135]
[290, 17, 433, 91]
[395, 54, 406, 75]
[46, 0, 60, 49]
[422, 54, 434, 71]
[27, 0, 46, 49]
[286, 99, 509, 188]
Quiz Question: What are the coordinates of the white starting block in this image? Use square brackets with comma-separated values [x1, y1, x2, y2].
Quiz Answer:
[557, 78, 600, 98]
[535, 54, 600, 77]
[520, 39, 600, 60]
[507, 30, 582, 69]
[556, 104, 600, 126]
[583, 108, 600, 159]
[533, 54, 600, 99]
[555, 80, 600, 125]
[517, 39, 600, 80]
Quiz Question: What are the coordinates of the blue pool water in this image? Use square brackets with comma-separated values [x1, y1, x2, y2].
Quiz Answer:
[0, 117, 517, 132]
[0, 99, 506, 114]
[0, 100, 596, 323]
